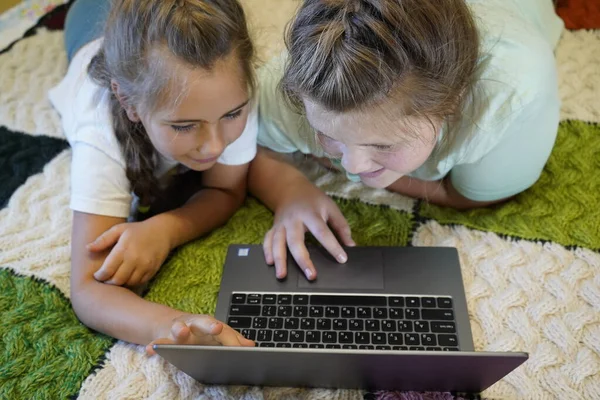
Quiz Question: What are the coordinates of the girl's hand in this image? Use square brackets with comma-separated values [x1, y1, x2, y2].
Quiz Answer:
[264, 183, 355, 281]
[87, 220, 171, 287]
[146, 314, 255, 355]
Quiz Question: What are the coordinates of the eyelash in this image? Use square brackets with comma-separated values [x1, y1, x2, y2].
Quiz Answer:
[373, 145, 394, 151]
[171, 124, 195, 132]
[223, 109, 243, 120]
[170, 109, 243, 132]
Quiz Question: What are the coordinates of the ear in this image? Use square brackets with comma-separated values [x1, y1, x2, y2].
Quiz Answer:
[111, 79, 140, 122]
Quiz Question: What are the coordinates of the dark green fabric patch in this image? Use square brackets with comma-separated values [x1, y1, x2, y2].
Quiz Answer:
[0, 127, 69, 208]
[0, 269, 113, 399]
[420, 121, 600, 249]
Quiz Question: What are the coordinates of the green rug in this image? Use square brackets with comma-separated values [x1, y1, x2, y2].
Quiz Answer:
[0, 270, 113, 399]
[422, 120, 600, 250]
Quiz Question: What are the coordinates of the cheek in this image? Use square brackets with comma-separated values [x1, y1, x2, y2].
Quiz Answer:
[377, 144, 435, 173]
[223, 113, 249, 144]
[145, 123, 194, 157]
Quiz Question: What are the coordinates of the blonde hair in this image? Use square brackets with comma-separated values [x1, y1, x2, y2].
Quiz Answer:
[89, 0, 254, 206]
[282, 0, 481, 150]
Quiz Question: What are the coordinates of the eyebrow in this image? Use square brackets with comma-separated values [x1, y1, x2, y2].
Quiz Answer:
[165, 99, 250, 124]
[315, 129, 395, 148]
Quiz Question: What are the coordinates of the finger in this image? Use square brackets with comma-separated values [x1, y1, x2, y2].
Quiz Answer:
[183, 317, 243, 347]
[263, 229, 275, 265]
[286, 222, 316, 280]
[146, 337, 175, 355]
[126, 269, 146, 287]
[327, 204, 355, 247]
[87, 224, 126, 252]
[170, 320, 192, 341]
[93, 247, 124, 281]
[140, 271, 154, 285]
[105, 260, 135, 286]
[213, 324, 254, 347]
[272, 227, 288, 279]
[231, 327, 256, 346]
[305, 217, 348, 264]
[186, 315, 224, 337]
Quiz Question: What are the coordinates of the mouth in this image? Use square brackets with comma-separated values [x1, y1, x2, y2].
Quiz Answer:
[358, 167, 386, 179]
[190, 155, 219, 164]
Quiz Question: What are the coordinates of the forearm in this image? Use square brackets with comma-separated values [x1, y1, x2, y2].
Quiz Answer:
[387, 176, 450, 203]
[248, 148, 311, 211]
[71, 280, 183, 345]
[150, 187, 245, 250]
[387, 176, 503, 209]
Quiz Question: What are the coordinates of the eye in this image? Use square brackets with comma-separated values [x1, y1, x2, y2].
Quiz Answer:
[171, 124, 195, 132]
[372, 144, 394, 152]
[223, 109, 243, 120]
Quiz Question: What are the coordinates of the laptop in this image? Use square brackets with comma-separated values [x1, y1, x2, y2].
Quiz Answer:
[154, 244, 528, 393]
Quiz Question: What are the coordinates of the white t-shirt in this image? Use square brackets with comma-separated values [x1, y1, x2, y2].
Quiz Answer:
[49, 38, 258, 218]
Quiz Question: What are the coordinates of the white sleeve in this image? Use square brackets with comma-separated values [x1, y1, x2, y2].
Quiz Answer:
[217, 100, 258, 165]
[70, 143, 133, 218]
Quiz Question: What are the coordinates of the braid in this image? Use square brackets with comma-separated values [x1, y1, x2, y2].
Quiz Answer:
[89, 51, 159, 207]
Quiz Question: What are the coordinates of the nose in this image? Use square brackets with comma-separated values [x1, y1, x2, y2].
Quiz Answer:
[198, 124, 226, 156]
[341, 146, 372, 174]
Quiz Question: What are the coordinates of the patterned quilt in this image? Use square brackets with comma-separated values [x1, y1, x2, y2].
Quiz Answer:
[0, 1, 599, 399]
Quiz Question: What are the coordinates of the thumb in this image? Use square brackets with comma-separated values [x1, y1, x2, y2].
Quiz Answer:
[87, 224, 127, 252]
[327, 204, 355, 247]
[185, 315, 223, 337]
[146, 338, 176, 356]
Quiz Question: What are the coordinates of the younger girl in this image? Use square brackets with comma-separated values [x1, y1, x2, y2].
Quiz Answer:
[253, 0, 564, 277]
[49, 0, 257, 352]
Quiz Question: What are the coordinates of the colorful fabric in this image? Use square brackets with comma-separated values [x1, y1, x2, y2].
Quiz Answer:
[0, 0, 67, 50]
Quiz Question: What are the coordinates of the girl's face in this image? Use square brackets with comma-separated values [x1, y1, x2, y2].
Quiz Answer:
[303, 99, 441, 188]
[138, 53, 250, 171]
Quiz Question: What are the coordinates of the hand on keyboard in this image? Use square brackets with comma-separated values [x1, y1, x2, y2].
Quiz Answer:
[146, 314, 255, 355]
[263, 183, 355, 281]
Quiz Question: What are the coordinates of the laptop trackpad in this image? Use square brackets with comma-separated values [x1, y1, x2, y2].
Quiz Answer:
[297, 248, 384, 290]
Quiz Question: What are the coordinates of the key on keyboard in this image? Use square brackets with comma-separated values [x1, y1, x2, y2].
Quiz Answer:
[227, 292, 461, 351]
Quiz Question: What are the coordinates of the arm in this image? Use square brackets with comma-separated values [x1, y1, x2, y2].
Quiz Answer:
[310, 154, 505, 209]
[89, 163, 249, 287]
[71, 212, 184, 344]
[147, 163, 248, 250]
[395, 35, 560, 209]
[386, 176, 507, 210]
[71, 212, 252, 350]
[248, 148, 354, 280]
[247, 149, 310, 212]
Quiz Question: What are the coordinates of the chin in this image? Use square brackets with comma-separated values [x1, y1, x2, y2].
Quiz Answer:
[360, 171, 400, 189]
[183, 160, 217, 172]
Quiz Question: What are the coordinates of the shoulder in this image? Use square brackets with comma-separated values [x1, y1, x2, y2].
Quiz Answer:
[49, 38, 125, 167]
[473, 0, 559, 109]
[470, 0, 562, 103]
[450, 3, 561, 163]
[256, 54, 324, 156]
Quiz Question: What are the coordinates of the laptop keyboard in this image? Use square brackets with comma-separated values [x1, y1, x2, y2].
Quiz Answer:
[227, 293, 460, 351]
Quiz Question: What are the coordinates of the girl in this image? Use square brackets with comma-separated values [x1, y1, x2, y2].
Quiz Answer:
[48, 0, 258, 352]
[251, 0, 564, 278]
